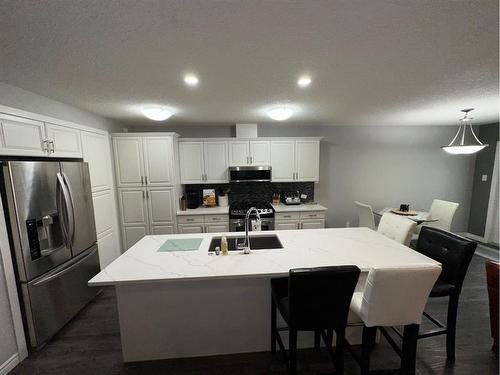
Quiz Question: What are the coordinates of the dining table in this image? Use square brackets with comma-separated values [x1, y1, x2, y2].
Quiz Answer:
[375, 207, 439, 225]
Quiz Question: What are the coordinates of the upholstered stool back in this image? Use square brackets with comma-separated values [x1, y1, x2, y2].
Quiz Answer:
[377, 213, 417, 246]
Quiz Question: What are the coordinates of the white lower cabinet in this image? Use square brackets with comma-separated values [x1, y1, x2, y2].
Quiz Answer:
[177, 214, 229, 233]
[119, 187, 176, 250]
[97, 230, 121, 269]
[275, 211, 326, 230]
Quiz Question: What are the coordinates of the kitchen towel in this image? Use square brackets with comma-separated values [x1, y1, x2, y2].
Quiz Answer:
[157, 238, 203, 252]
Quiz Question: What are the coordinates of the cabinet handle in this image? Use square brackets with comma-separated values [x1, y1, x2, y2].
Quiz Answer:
[42, 139, 49, 153]
[284, 215, 291, 218]
[49, 140, 55, 153]
[142, 190, 145, 199]
[141, 176, 144, 185]
[250, 156, 253, 164]
[308, 214, 316, 217]
[144, 176, 148, 185]
[146, 190, 149, 199]
[186, 218, 194, 222]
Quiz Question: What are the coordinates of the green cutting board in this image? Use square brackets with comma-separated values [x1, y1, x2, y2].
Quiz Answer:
[157, 238, 203, 252]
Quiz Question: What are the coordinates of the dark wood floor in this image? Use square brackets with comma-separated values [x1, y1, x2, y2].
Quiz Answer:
[11, 255, 499, 375]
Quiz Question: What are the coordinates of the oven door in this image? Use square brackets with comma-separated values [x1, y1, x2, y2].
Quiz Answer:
[230, 218, 274, 232]
[229, 166, 271, 182]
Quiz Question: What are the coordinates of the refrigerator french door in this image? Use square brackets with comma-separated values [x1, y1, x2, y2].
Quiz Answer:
[2, 160, 100, 348]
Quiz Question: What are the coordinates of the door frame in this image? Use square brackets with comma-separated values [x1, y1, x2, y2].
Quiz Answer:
[484, 141, 499, 244]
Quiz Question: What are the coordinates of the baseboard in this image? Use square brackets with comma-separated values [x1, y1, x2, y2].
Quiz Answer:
[0, 353, 19, 375]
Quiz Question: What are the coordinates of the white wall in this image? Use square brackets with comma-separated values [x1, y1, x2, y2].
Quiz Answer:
[131, 123, 475, 232]
[0, 82, 123, 132]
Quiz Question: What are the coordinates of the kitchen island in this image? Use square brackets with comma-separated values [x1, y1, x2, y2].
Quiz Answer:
[89, 228, 439, 362]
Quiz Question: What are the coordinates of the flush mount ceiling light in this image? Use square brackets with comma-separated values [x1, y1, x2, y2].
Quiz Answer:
[184, 73, 199, 87]
[267, 106, 294, 121]
[297, 75, 312, 88]
[441, 108, 488, 155]
[141, 107, 174, 121]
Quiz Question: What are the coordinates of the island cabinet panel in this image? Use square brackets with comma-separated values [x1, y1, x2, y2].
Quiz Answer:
[0, 114, 46, 156]
[113, 137, 145, 187]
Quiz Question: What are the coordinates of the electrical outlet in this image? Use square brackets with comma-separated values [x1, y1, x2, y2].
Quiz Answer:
[482, 174, 488, 182]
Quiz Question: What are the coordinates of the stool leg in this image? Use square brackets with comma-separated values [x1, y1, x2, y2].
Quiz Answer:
[271, 297, 277, 354]
[314, 330, 320, 350]
[361, 326, 376, 375]
[335, 328, 345, 375]
[446, 292, 459, 361]
[401, 324, 419, 375]
[289, 328, 297, 375]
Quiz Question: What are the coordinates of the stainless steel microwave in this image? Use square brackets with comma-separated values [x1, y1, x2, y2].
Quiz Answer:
[229, 166, 271, 182]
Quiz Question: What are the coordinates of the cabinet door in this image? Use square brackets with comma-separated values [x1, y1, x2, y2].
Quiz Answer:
[118, 189, 148, 226]
[204, 141, 229, 183]
[113, 137, 145, 187]
[275, 221, 300, 230]
[143, 137, 173, 186]
[92, 190, 115, 236]
[147, 188, 174, 226]
[179, 142, 204, 184]
[229, 141, 250, 166]
[123, 226, 148, 250]
[45, 123, 82, 157]
[178, 224, 204, 234]
[296, 140, 320, 182]
[270, 140, 295, 182]
[81, 132, 111, 192]
[97, 230, 121, 268]
[250, 140, 270, 165]
[205, 223, 229, 233]
[151, 225, 175, 235]
[300, 220, 325, 230]
[0, 114, 46, 156]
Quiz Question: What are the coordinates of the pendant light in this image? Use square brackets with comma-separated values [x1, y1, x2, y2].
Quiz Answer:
[441, 108, 488, 154]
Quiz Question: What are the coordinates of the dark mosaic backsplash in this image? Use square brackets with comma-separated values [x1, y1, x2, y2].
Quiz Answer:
[184, 182, 314, 205]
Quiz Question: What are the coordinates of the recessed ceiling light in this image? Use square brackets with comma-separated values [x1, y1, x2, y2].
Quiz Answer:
[267, 106, 294, 121]
[297, 75, 312, 88]
[141, 107, 174, 121]
[184, 74, 199, 87]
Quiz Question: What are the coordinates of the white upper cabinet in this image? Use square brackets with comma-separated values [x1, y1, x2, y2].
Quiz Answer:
[179, 141, 204, 184]
[113, 137, 145, 187]
[204, 141, 228, 183]
[0, 114, 46, 156]
[143, 137, 173, 186]
[295, 140, 320, 182]
[228, 140, 270, 166]
[81, 131, 112, 192]
[270, 140, 296, 181]
[179, 140, 228, 184]
[270, 139, 320, 182]
[45, 123, 82, 157]
[249, 140, 271, 165]
[229, 140, 250, 165]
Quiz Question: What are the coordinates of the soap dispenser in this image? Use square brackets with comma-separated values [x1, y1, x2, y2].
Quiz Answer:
[221, 236, 229, 256]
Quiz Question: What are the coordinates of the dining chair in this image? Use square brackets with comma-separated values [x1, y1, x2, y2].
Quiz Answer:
[416, 199, 459, 234]
[347, 264, 441, 375]
[415, 226, 476, 360]
[486, 261, 499, 354]
[270, 266, 360, 375]
[377, 212, 417, 246]
[354, 201, 376, 230]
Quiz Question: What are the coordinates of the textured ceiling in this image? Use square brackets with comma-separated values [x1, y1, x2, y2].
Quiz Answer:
[0, 0, 498, 126]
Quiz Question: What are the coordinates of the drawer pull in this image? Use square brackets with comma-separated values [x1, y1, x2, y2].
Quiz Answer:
[186, 218, 194, 222]
[284, 215, 291, 218]
[308, 214, 316, 217]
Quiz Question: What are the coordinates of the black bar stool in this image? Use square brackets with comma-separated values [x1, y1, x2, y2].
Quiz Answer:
[414, 226, 477, 361]
[270, 265, 360, 375]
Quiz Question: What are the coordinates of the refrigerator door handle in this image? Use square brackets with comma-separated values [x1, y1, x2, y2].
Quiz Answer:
[56, 172, 75, 247]
[61, 172, 76, 246]
[56, 173, 69, 246]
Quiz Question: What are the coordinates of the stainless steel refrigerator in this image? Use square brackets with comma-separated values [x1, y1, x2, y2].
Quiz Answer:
[1, 160, 100, 348]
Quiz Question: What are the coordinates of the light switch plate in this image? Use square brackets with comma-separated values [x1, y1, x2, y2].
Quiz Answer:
[482, 174, 488, 181]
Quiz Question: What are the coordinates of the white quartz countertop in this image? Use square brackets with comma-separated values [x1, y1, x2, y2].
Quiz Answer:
[89, 228, 439, 286]
[177, 206, 229, 215]
[272, 203, 327, 212]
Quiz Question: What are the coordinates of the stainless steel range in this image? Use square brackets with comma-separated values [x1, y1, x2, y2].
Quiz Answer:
[229, 201, 275, 232]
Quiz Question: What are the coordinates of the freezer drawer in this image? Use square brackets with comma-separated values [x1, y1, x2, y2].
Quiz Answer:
[22, 244, 100, 348]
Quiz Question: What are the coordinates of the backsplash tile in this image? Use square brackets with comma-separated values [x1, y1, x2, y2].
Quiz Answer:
[184, 182, 314, 205]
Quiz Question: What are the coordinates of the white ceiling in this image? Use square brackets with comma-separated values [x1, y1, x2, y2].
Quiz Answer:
[0, 0, 498, 126]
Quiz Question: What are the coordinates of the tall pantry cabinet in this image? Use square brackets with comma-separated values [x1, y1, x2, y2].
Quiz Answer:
[112, 133, 180, 250]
